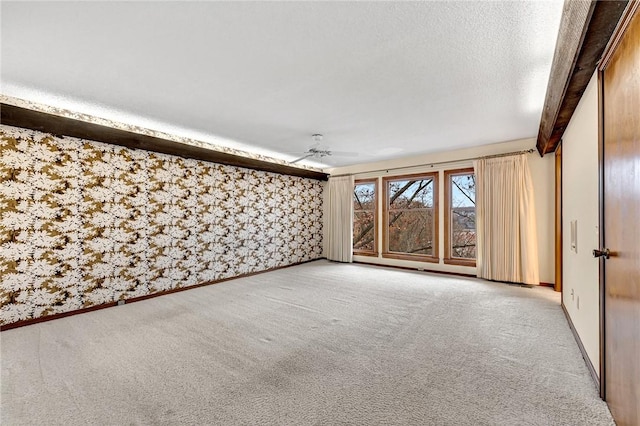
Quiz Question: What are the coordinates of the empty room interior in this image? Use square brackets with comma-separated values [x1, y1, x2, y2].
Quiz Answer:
[1, 1, 639, 425]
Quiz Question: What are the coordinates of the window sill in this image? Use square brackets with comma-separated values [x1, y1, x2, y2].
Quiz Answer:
[354, 251, 379, 257]
[443, 258, 476, 267]
[382, 252, 439, 263]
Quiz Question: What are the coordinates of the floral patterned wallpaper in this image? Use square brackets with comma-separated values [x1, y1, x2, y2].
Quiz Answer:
[0, 125, 324, 326]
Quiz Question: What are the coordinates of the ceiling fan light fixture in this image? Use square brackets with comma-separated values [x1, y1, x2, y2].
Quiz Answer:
[290, 133, 355, 165]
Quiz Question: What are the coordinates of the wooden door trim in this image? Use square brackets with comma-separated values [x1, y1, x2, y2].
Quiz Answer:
[599, 0, 640, 71]
[597, 69, 606, 400]
[554, 144, 562, 293]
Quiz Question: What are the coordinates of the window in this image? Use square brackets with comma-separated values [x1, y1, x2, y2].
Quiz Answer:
[353, 179, 378, 255]
[382, 173, 438, 262]
[444, 169, 476, 266]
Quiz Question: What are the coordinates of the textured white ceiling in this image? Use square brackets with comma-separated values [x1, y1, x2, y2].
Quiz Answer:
[1, 1, 563, 168]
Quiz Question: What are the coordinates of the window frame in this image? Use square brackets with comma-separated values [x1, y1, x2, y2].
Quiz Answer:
[444, 168, 477, 267]
[353, 178, 379, 257]
[382, 172, 439, 263]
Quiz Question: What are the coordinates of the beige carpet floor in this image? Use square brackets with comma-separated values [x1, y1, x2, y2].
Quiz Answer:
[1, 260, 613, 425]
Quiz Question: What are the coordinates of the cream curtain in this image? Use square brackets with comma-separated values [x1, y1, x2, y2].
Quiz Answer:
[474, 155, 540, 285]
[325, 175, 355, 262]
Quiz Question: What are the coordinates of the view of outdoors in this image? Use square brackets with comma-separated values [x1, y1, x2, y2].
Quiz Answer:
[386, 176, 435, 256]
[352, 172, 476, 260]
[449, 173, 476, 259]
[353, 182, 376, 252]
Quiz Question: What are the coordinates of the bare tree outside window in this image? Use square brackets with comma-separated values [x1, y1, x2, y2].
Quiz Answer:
[447, 171, 476, 261]
[383, 173, 438, 260]
[353, 180, 377, 254]
[354, 171, 471, 264]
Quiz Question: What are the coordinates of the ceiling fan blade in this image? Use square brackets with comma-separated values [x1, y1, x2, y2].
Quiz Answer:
[290, 153, 315, 163]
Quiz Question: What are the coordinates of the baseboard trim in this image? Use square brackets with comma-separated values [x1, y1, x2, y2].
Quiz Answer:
[352, 261, 556, 287]
[561, 302, 601, 392]
[0, 257, 325, 332]
[353, 260, 476, 279]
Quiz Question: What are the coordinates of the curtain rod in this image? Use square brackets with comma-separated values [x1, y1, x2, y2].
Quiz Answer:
[329, 148, 536, 178]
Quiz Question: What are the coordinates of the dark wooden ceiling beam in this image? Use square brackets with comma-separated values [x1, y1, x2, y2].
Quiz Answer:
[537, 0, 628, 156]
[0, 103, 328, 181]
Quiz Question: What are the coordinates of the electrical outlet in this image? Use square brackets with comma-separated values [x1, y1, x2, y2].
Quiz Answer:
[577, 296, 580, 310]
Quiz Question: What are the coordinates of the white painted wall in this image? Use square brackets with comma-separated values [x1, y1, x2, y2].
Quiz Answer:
[560, 71, 600, 376]
[326, 137, 555, 284]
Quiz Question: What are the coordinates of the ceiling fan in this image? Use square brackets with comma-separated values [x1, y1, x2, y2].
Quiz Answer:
[290, 134, 359, 164]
